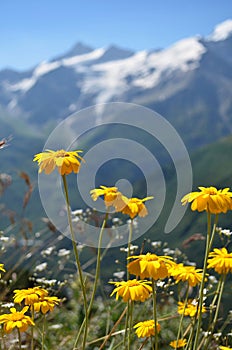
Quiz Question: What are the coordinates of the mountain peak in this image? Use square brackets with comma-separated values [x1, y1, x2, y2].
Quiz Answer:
[97, 44, 134, 62]
[52, 42, 94, 61]
[66, 42, 94, 56]
[209, 19, 232, 42]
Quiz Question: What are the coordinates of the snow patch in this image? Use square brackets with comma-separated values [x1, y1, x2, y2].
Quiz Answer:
[6, 36, 206, 101]
[83, 51, 147, 104]
[7, 49, 106, 93]
[9, 77, 37, 92]
[209, 19, 232, 41]
[134, 37, 206, 88]
[82, 37, 206, 103]
[62, 48, 106, 66]
[34, 60, 61, 76]
[9, 61, 61, 92]
[7, 98, 18, 110]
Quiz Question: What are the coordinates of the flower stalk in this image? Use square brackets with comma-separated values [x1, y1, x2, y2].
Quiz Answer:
[176, 285, 189, 345]
[152, 279, 158, 350]
[203, 274, 226, 349]
[31, 306, 34, 350]
[73, 212, 108, 348]
[41, 314, 46, 350]
[17, 328, 22, 350]
[193, 212, 218, 350]
[62, 175, 88, 350]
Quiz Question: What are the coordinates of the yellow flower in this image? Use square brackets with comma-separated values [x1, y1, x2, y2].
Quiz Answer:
[134, 319, 161, 338]
[0, 306, 35, 333]
[170, 339, 187, 348]
[181, 186, 232, 214]
[33, 296, 60, 314]
[220, 346, 232, 350]
[0, 263, 5, 278]
[90, 185, 126, 209]
[178, 300, 206, 317]
[127, 253, 174, 280]
[169, 263, 203, 287]
[121, 196, 154, 219]
[13, 287, 48, 306]
[207, 247, 232, 274]
[109, 279, 152, 302]
[33, 149, 84, 175]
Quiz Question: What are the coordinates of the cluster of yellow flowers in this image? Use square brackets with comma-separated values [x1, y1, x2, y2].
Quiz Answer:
[31, 149, 232, 348]
[13, 287, 60, 314]
[110, 253, 203, 297]
[0, 286, 60, 334]
[90, 185, 154, 218]
[177, 300, 206, 317]
[107, 183, 232, 345]
[109, 251, 205, 338]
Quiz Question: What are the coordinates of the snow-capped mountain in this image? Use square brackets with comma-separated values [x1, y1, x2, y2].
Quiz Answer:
[1, 19, 232, 150]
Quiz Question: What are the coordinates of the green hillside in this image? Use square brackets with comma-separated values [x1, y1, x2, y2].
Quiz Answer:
[1, 112, 232, 270]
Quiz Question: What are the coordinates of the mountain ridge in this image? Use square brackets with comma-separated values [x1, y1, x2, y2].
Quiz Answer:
[0, 19, 232, 152]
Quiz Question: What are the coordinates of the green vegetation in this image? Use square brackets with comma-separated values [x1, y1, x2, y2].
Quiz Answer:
[0, 137, 232, 349]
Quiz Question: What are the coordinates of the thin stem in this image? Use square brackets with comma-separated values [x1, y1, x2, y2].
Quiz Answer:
[197, 336, 205, 350]
[89, 212, 108, 313]
[152, 279, 158, 350]
[124, 301, 130, 348]
[124, 219, 133, 348]
[31, 306, 34, 350]
[203, 274, 226, 349]
[150, 336, 155, 350]
[183, 319, 195, 350]
[193, 212, 212, 350]
[62, 175, 88, 350]
[208, 214, 219, 252]
[17, 328, 22, 350]
[1, 327, 6, 350]
[99, 306, 128, 350]
[128, 301, 134, 350]
[207, 276, 221, 328]
[74, 213, 108, 347]
[176, 285, 190, 344]
[138, 337, 149, 350]
[42, 314, 46, 350]
[127, 220, 133, 279]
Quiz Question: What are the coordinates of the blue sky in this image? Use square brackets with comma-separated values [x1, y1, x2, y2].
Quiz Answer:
[1, 0, 232, 71]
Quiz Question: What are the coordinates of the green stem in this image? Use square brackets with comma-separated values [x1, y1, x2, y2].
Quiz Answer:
[127, 220, 133, 279]
[17, 328, 22, 350]
[73, 212, 108, 348]
[138, 337, 149, 350]
[203, 274, 226, 350]
[152, 279, 158, 350]
[62, 175, 88, 350]
[89, 212, 108, 312]
[42, 314, 46, 350]
[99, 306, 128, 350]
[193, 213, 218, 350]
[209, 214, 219, 252]
[128, 301, 134, 350]
[123, 219, 134, 348]
[31, 306, 34, 350]
[176, 285, 190, 344]
[183, 318, 195, 350]
[150, 336, 154, 350]
[124, 301, 130, 348]
[207, 275, 221, 328]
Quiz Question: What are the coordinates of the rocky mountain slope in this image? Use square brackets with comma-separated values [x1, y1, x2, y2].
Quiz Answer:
[0, 20, 232, 151]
